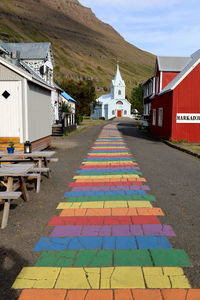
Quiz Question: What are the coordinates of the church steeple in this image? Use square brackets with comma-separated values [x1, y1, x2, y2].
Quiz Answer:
[113, 64, 125, 86]
[111, 64, 126, 99]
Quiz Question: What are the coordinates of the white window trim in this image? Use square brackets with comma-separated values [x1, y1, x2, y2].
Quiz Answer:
[158, 107, 163, 127]
[152, 109, 156, 126]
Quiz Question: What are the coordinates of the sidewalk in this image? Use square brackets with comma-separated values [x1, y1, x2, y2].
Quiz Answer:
[12, 124, 200, 299]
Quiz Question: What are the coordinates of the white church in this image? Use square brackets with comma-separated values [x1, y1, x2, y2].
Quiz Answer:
[91, 65, 131, 119]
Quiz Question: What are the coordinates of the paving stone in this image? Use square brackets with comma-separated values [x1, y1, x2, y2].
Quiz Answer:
[137, 207, 164, 216]
[127, 201, 152, 208]
[161, 289, 187, 300]
[170, 275, 191, 288]
[136, 236, 172, 249]
[132, 289, 163, 300]
[145, 275, 171, 288]
[18, 289, 67, 300]
[132, 216, 160, 224]
[114, 289, 133, 299]
[186, 289, 200, 300]
[35, 251, 76, 267]
[33, 237, 71, 251]
[50, 225, 82, 237]
[115, 236, 137, 249]
[142, 225, 176, 236]
[84, 290, 113, 300]
[77, 250, 112, 267]
[55, 268, 100, 289]
[114, 249, 152, 266]
[66, 290, 88, 300]
[150, 249, 192, 266]
[12, 267, 60, 289]
[110, 267, 145, 289]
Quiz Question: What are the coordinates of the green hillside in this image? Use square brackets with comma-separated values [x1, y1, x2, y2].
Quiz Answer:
[0, 0, 155, 95]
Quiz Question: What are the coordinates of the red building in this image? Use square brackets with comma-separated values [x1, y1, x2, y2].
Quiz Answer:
[143, 50, 200, 142]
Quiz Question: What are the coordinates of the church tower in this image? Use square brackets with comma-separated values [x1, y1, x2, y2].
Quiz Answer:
[111, 64, 126, 100]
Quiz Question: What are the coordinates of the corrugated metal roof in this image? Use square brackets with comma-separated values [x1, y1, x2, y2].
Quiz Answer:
[0, 40, 51, 59]
[53, 82, 63, 91]
[61, 91, 76, 102]
[0, 56, 52, 90]
[157, 56, 191, 72]
[160, 49, 200, 94]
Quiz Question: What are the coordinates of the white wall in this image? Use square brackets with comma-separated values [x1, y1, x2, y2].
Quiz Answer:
[0, 81, 22, 137]
[27, 82, 52, 142]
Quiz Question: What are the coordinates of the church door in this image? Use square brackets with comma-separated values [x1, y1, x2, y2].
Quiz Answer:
[117, 110, 122, 117]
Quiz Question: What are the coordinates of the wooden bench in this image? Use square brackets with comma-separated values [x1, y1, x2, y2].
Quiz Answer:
[0, 192, 22, 229]
[24, 173, 41, 193]
[30, 167, 50, 178]
[46, 158, 59, 163]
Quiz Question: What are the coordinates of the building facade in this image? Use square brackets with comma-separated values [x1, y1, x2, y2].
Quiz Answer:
[143, 50, 200, 142]
[0, 55, 52, 151]
[92, 65, 131, 120]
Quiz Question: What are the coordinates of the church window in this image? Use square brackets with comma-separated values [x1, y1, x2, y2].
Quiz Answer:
[116, 101, 123, 105]
[118, 90, 121, 95]
[124, 110, 127, 115]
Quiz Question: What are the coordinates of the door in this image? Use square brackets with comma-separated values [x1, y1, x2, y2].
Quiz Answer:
[0, 81, 21, 137]
[117, 110, 122, 117]
[104, 104, 108, 119]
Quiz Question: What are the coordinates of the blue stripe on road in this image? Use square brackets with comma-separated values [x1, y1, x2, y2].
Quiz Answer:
[33, 236, 172, 251]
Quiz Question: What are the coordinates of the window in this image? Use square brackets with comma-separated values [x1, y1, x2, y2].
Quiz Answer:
[158, 108, 163, 127]
[112, 110, 115, 115]
[124, 110, 127, 115]
[116, 101, 123, 105]
[118, 90, 121, 95]
[152, 109, 156, 126]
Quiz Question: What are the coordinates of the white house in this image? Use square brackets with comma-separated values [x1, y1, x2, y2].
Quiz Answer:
[0, 40, 60, 125]
[60, 92, 76, 126]
[91, 65, 131, 119]
[0, 54, 53, 151]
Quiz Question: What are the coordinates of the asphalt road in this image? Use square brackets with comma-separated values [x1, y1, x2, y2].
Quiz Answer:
[0, 119, 199, 299]
[117, 120, 200, 288]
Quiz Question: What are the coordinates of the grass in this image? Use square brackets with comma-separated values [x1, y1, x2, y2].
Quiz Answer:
[178, 143, 200, 154]
[80, 119, 107, 126]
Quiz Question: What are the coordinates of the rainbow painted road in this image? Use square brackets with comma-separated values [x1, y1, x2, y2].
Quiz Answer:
[13, 124, 200, 300]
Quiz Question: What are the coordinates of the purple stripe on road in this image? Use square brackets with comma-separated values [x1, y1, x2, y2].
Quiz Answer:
[71, 185, 150, 192]
[50, 224, 176, 237]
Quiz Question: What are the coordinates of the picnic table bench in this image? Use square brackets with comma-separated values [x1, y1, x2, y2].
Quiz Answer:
[0, 151, 58, 178]
[0, 191, 22, 229]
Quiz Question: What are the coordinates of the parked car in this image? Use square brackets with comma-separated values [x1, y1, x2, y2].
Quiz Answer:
[140, 116, 149, 128]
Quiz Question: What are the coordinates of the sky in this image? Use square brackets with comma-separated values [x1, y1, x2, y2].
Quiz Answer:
[80, 0, 200, 56]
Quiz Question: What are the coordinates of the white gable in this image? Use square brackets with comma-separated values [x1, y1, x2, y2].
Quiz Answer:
[111, 64, 126, 100]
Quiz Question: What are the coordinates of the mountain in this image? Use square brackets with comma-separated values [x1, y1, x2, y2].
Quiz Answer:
[0, 0, 155, 95]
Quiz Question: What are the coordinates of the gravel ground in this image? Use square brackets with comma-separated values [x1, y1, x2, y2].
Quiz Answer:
[0, 123, 108, 300]
[0, 119, 199, 300]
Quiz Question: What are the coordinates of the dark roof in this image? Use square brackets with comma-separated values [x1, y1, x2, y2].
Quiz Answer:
[157, 56, 191, 72]
[160, 49, 200, 94]
[0, 40, 51, 59]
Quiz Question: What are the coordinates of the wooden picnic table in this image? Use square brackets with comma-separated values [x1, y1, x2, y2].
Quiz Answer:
[0, 163, 34, 229]
[0, 151, 56, 176]
[0, 163, 34, 201]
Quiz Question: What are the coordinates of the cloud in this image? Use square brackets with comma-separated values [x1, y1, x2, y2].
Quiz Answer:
[79, 0, 200, 56]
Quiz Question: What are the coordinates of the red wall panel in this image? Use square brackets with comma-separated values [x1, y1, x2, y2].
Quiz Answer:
[162, 72, 179, 89]
[171, 63, 200, 142]
[150, 92, 173, 140]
